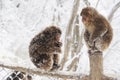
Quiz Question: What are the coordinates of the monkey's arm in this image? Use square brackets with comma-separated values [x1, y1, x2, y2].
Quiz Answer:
[54, 41, 62, 47]
[90, 18, 108, 42]
[84, 30, 92, 49]
[54, 42, 62, 53]
[84, 30, 90, 42]
[91, 28, 107, 42]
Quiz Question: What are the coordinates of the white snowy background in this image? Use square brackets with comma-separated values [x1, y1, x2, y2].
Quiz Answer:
[0, 0, 120, 80]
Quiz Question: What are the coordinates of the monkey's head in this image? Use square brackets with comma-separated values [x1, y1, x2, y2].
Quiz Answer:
[80, 7, 99, 26]
[43, 26, 62, 42]
[42, 26, 62, 50]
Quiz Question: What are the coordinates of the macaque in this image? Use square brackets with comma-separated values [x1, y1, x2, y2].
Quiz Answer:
[80, 7, 113, 53]
[29, 26, 62, 71]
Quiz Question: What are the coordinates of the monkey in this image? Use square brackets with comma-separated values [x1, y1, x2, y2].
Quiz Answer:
[80, 7, 113, 53]
[29, 26, 62, 71]
[6, 26, 62, 80]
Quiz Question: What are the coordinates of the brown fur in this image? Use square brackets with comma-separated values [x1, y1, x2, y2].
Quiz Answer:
[80, 7, 113, 52]
[29, 26, 62, 71]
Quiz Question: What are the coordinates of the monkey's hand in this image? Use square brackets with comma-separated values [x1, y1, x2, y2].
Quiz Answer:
[90, 28, 108, 42]
[89, 37, 103, 52]
[89, 28, 107, 47]
[88, 39, 94, 47]
[53, 41, 62, 53]
[88, 49, 102, 55]
[55, 48, 62, 53]
[54, 42, 62, 47]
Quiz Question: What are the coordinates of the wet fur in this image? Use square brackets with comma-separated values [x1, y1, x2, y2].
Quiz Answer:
[29, 26, 62, 71]
[81, 7, 113, 51]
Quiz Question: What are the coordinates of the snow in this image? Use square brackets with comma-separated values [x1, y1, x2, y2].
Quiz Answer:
[0, 0, 120, 80]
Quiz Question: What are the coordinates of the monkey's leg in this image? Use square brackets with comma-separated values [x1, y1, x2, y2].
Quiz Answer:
[88, 41, 98, 55]
[32, 54, 53, 71]
[41, 54, 53, 71]
[53, 54, 60, 65]
[51, 54, 60, 71]
[84, 30, 92, 52]
[94, 38, 104, 52]
[89, 37, 103, 55]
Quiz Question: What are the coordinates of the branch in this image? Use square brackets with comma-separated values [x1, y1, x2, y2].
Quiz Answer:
[67, 56, 79, 71]
[108, 1, 120, 22]
[0, 64, 81, 79]
[72, 15, 81, 55]
[95, 0, 100, 8]
[61, 0, 80, 70]
[83, 0, 90, 6]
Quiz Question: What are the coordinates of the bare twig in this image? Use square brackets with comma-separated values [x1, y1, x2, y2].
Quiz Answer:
[83, 0, 90, 6]
[95, 0, 100, 8]
[72, 15, 80, 56]
[108, 1, 120, 22]
[0, 64, 81, 79]
[68, 23, 82, 71]
[67, 15, 84, 71]
[61, 0, 80, 70]
[67, 55, 81, 71]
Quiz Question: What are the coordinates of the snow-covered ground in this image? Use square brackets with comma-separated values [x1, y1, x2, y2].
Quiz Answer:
[0, 0, 120, 79]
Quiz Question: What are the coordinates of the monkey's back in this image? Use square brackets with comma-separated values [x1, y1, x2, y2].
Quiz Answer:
[94, 15, 113, 51]
[102, 25, 113, 50]
[29, 33, 54, 68]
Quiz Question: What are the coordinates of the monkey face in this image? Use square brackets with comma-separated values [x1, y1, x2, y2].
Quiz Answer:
[80, 7, 97, 25]
[50, 27, 61, 42]
[81, 14, 90, 24]
[54, 33, 62, 48]
[81, 8, 92, 24]
[55, 33, 61, 42]
[43, 26, 61, 41]
[44, 26, 62, 47]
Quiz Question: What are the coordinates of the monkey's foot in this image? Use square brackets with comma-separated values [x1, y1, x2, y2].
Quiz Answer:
[51, 64, 60, 71]
[88, 50, 102, 55]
